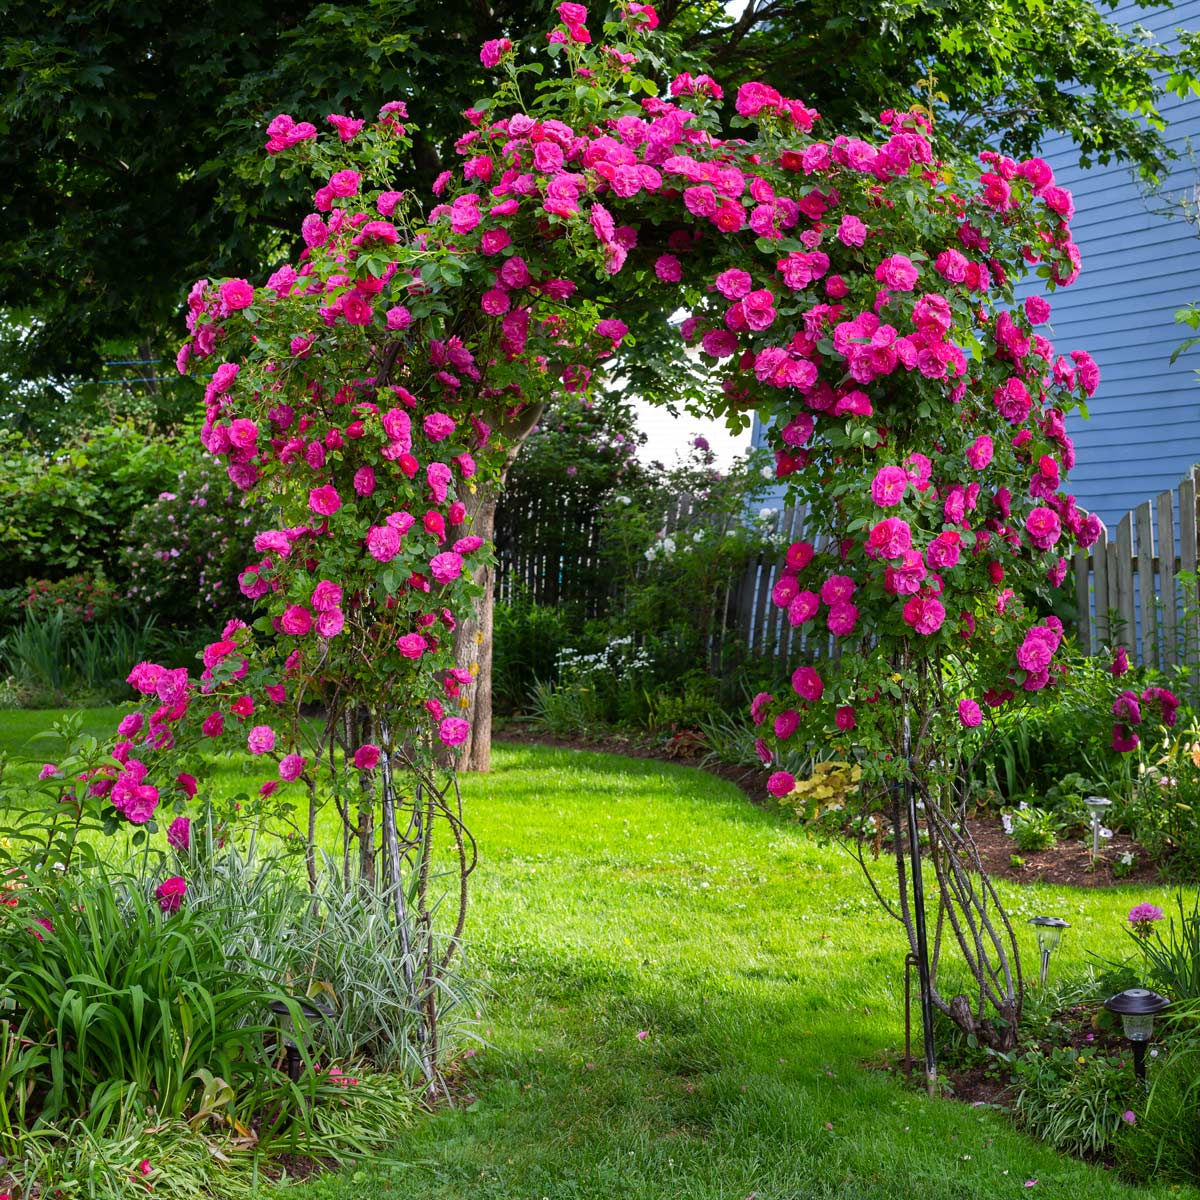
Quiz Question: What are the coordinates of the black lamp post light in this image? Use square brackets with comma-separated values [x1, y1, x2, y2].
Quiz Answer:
[268, 997, 332, 1082]
[1103, 988, 1170, 1083]
[1028, 916, 1069, 986]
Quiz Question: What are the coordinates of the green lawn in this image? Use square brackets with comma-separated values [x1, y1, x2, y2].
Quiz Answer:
[286, 742, 1189, 1200]
[1, 713, 1192, 1198]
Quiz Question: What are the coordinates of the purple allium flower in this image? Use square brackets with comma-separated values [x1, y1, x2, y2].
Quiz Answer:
[1128, 902, 1165, 937]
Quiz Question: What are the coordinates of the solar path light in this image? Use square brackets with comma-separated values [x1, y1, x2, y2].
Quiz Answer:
[1028, 916, 1069, 986]
[1104, 988, 1170, 1084]
[1084, 795, 1112, 865]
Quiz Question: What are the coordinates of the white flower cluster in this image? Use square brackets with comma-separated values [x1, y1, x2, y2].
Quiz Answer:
[556, 635, 653, 683]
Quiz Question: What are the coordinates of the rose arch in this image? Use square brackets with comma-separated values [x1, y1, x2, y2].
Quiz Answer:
[97, 2, 1112, 1085]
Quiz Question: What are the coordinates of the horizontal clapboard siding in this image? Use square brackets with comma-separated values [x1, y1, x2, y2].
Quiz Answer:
[1013, 0, 1200, 529]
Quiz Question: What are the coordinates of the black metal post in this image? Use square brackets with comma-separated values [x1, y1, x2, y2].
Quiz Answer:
[1132, 1041, 1147, 1084]
[285, 1042, 301, 1083]
[903, 713, 938, 1096]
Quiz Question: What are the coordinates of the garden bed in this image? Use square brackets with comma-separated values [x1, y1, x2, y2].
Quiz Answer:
[495, 725, 1157, 890]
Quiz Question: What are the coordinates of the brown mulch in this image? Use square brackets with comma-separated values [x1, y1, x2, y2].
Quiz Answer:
[495, 723, 1155, 890]
[969, 818, 1157, 889]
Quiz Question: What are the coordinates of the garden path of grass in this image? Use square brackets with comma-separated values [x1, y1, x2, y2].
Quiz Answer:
[281, 742, 1197, 1200]
[2, 713, 1195, 1198]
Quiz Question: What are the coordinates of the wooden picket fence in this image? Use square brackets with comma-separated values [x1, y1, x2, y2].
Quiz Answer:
[1073, 465, 1200, 668]
[497, 466, 1200, 672]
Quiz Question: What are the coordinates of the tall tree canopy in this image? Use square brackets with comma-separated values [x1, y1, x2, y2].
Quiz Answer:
[3, 0, 1198, 438]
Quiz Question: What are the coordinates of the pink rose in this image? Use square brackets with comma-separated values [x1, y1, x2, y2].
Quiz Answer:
[167, 816, 191, 851]
[316, 608, 345, 638]
[966, 435, 993, 470]
[874, 255, 919, 290]
[396, 633, 429, 659]
[311, 581, 343, 612]
[714, 268, 753, 299]
[247, 725, 276, 755]
[279, 753, 306, 781]
[902, 596, 945, 635]
[767, 771, 795, 798]
[827, 602, 859, 637]
[309, 486, 342, 516]
[837, 214, 867, 247]
[424, 413, 457, 442]
[792, 666, 824, 703]
[353, 744, 381, 770]
[957, 699, 982, 728]
[480, 37, 513, 67]
[328, 169, 361, 197]
[430, 552, 465, 585]
[774, 709, 801, 740]
[367, 525, 402, 563]
[280, 606, 312, 636]
[865, 518, 912, 560]
[220, 279, 254, 310]
[155, 876, 187, 914]
[870, 465, 909, 507]
[438, 717, 471, 747]
[1025, 507, 1062, 551]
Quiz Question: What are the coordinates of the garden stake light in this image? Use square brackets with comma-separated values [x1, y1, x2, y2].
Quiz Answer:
[1084, 796, 1112, 865]
[268, 998, 331, 1083]
[1028, 916, 1069, 986]
[1104, 988, 1169, 1084]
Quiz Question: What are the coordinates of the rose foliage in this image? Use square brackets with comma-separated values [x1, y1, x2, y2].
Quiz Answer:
[84, 1, 1103, 1049]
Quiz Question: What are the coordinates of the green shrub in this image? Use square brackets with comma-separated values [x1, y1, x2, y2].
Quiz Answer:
[19, 573, 118, 629]
[0, 863, 288, 1133]
[0, 425, 192, 590]
[1004, 804, 1058, 852]
[979, 646, 1129, 804]
[0, 608, 159, 707]
[120, 455, 258, 629]
[493, 594, 580, 714]
[1124, 727, 1200, 879]
[1011, 1045, 1135, 1157]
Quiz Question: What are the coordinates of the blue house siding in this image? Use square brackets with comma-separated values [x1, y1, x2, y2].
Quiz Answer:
[752, 1, 1200, 528]
[1014, 0, 1200, 528]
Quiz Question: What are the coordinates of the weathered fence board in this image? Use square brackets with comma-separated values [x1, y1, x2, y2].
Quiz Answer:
[1157, 487, 1178, 667]
[1074, 465, 1200, 668]
[1135, 501, 1155, 666]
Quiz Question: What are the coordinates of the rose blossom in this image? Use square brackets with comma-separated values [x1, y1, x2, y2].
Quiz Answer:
[791, 666, 824, 703]
[309, 485, 342, 516]
[353, 744, 381, 770]
[438, 717, 471, 747]
[247, 725, 276, 755]
[767, 771, 795, 798]
[155, 876, 187, 914]
[870, 465, 909, 507]
[167, 816, 191, 851]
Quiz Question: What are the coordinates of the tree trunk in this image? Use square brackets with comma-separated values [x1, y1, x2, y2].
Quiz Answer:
[452, 403, 543, 773]
[452, 485, 499, 772]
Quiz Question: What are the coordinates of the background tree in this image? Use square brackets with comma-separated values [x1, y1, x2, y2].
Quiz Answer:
[3, 0, 1197, 441]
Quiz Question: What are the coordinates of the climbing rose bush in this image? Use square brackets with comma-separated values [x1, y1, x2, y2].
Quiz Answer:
[91, 2, 1094, 870]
